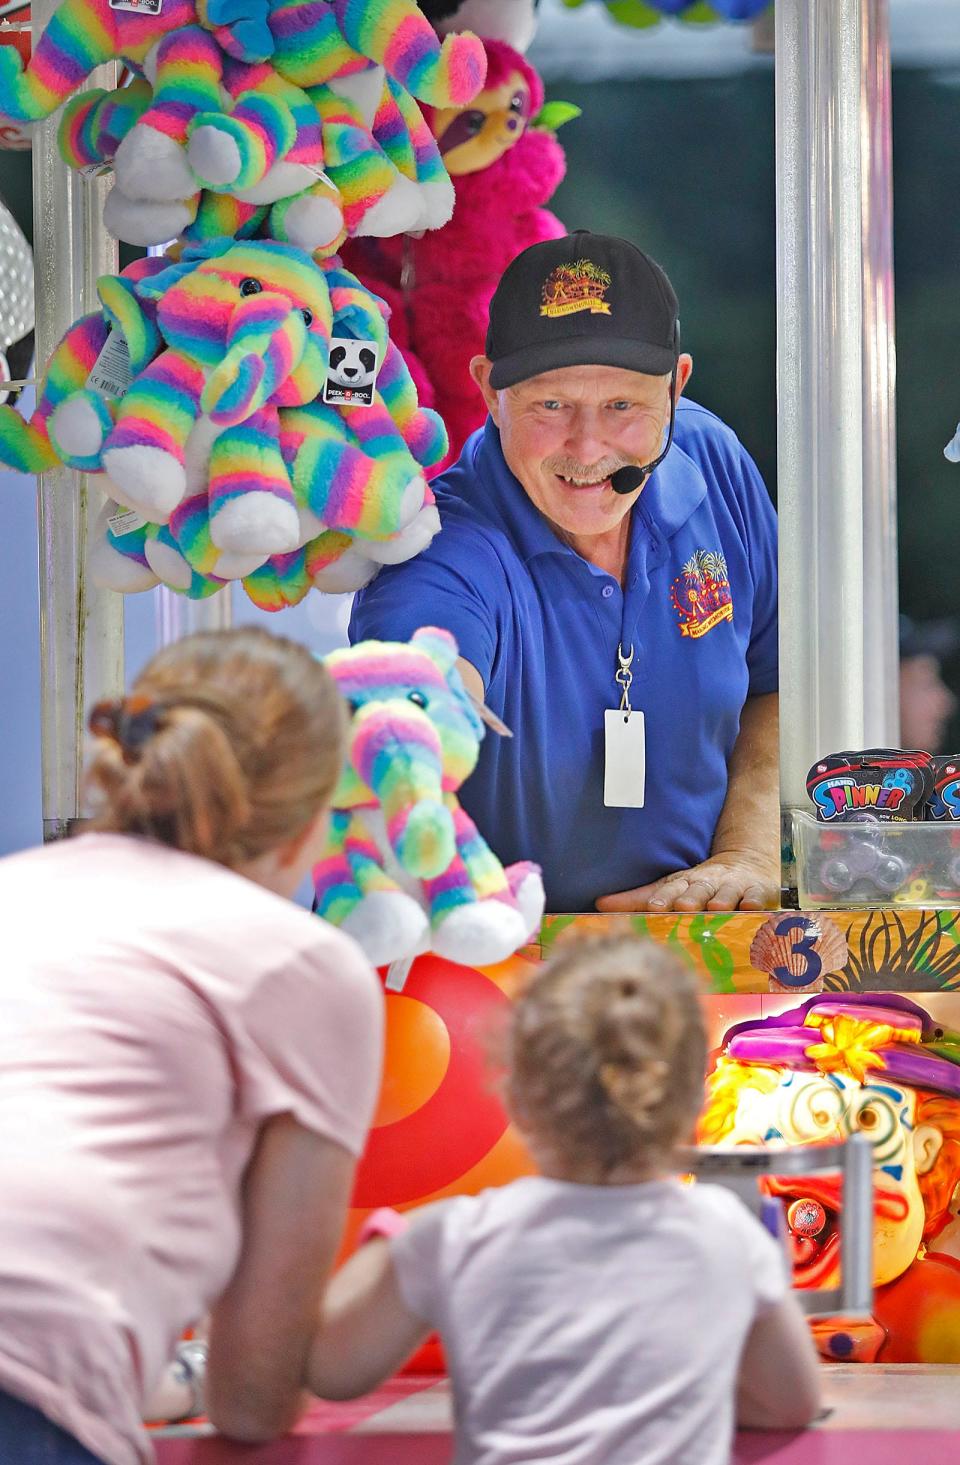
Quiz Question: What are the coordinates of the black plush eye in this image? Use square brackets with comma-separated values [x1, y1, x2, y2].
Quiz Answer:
[509, 90, 526, 115]
[240, 278, 262, 296]
[301, 308, 313, 327]
[408, 690, 428, 709]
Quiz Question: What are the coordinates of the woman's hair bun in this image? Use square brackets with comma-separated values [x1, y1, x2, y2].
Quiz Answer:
[84, 628, 345, 867]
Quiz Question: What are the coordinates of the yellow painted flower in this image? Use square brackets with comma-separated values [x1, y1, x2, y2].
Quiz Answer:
[802, 1013, 919, 1083]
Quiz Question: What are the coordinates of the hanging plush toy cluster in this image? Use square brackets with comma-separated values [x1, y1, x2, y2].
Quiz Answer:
[341, 31, 575, 469]
[0, 0, 495, 608]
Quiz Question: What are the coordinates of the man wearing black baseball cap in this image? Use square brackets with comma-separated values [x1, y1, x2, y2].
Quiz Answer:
[351, 232, 779, 914]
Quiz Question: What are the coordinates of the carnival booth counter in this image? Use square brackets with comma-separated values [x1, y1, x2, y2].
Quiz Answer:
[6, 0, 960, 1455]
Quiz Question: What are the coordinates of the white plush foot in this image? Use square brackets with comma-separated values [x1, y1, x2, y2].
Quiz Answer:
[89, 507, 158, 593]
[48, 395, 105, 459]
[186, 126, 242, 188]
[945, 424, 960, 463]
[102, 445, 186, 521]
[114, 126, 196, 203]
[431, 900, 528, 967]
[355, 175, 425, 238]
[144, 536, 193, 592]
[310, 547, 380, 594]
[365, 504, 440, 565]
[210, 549, 268, 580]
[234, 161, 315, 206]
[411, 176, 455, 233]
[510, 868, 546, 939]
[327, 63, 384, 127]
[104, 187, 197, 248]
[341, 890, 429, 967]
[279, 193, 344, 253]
[210, 494, 301, 555]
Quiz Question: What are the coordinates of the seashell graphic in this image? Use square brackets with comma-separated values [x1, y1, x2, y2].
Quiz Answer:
[749, 913, 848, 990]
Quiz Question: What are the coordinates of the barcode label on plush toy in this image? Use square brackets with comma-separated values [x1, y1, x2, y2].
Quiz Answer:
[108, 507, 147, 536]
[109, 0, 163, 12]
[78, 162, 112, 179]
[86, 330, 133, 401]
[322, 337, 380, 407]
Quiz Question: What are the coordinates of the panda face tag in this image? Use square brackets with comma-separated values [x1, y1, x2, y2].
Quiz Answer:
[323, 336, 380, 407]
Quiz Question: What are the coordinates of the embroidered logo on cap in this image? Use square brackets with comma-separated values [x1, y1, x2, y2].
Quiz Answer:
[540, 259, 612, 319]
[670, 550, 733, 638]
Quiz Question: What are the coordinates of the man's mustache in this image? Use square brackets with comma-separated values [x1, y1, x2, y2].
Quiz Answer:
[544, 456, 632, 480]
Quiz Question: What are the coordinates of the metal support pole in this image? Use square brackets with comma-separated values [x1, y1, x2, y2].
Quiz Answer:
[777, 0, 899, 877]
[777, 0, 867, 805]
[861, 0, 900, 745]
[32, 6, 123, 839]
[155, 586, 234, 646]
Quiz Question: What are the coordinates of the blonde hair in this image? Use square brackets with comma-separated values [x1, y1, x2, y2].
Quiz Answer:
[85, 627, 346, 868]
[506, 935, 707, 1180]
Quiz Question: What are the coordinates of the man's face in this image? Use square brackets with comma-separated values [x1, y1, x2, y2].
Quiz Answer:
[721, 1067, 943, 1288]
[471, 360, 691, 541]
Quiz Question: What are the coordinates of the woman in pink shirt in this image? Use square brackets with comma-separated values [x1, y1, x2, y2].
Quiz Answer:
[0, 627, 384, 1465]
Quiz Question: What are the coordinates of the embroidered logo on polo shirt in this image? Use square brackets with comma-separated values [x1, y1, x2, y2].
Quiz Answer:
[540, 259, 612, 319]
[670, 550, 733, 638]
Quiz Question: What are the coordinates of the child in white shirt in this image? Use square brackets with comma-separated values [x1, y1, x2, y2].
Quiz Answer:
[307, 934, 822, 1464]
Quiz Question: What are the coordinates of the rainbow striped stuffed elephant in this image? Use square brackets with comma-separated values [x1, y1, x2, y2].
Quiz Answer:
[0, 0, 484, 249]
[314, 627, 545, 967]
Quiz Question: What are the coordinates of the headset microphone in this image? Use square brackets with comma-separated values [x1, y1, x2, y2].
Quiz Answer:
[610, 466, 646, 496]
[610, 350, 680, 495]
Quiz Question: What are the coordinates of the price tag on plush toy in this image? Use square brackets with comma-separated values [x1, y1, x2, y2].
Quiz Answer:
[107, 507, 147, 536]
[603, 709, 646, 808]
[109, 0, 163, 12]
[86, 330, 133, 401]
[322, 337, 380, 408]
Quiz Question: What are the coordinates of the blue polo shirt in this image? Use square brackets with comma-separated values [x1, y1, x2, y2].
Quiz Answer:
[350, 398, 778, 913]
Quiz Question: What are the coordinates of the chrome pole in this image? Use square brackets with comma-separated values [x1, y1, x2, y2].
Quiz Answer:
[777, 0, 899, 870]
[777, 0, 866, 815]
[860, 0, 899, 745]
[32, 11, 123, 839]
[154, 585, 234, 646]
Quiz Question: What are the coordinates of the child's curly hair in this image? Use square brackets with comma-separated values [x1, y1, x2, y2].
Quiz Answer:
[505, 935, 707, 1179]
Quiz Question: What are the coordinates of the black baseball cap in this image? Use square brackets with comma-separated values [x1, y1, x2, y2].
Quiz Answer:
[486, 230, 680, 390]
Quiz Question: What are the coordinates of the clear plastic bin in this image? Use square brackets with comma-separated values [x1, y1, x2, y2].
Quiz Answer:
[792, 809, 960, 909]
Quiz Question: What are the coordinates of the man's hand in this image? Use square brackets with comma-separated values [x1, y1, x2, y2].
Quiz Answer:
[597, 693, 780, 914]
[596, 850, 777, 913]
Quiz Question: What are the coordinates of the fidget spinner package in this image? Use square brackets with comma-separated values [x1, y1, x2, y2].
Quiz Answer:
[797, 748, 960, 906]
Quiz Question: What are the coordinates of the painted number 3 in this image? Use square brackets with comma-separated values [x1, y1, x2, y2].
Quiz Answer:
[772, 915, 822, 986]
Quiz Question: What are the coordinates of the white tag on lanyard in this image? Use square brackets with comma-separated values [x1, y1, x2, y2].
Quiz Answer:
[604, 643, 646, 808]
